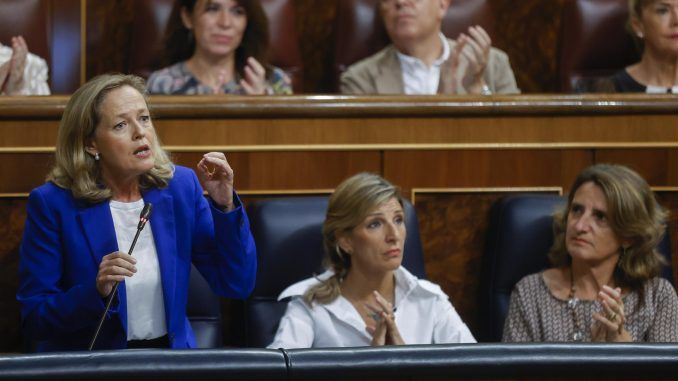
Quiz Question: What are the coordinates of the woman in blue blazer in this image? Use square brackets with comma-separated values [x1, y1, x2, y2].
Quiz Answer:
[17, 74, 257, 351]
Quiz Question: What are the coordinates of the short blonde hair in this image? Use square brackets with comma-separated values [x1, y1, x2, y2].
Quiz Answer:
[48, 74, 174, 202]
[304, 173, 403, 305]
[548, 164, 667, 292]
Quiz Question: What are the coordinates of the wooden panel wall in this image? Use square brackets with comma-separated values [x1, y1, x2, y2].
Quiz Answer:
[1, 95, 677, 351]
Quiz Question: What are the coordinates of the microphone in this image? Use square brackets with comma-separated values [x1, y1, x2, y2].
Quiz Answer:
[89, 203, 153, 351]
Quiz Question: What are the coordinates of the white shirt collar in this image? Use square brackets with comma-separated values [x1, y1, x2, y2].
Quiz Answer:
[277, 266, 442, 302]
[396, 33, 450, 68]
[396, 33, 449, 95]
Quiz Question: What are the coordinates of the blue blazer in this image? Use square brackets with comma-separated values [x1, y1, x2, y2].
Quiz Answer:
[17, 166, 257, 351]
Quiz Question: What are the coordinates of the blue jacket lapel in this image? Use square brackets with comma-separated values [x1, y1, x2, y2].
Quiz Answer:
[76, 201, 129, 333]
[77, 201, 118, 268]
[143, 188, 177, 329]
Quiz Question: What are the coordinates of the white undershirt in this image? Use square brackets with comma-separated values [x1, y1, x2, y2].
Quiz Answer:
[110, 199, 167, 340]
[397, 33, 450, 95]
[646, 85, 678, 94]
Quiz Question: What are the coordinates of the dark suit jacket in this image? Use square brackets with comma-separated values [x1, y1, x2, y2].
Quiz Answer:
[17, 166, 257, 351]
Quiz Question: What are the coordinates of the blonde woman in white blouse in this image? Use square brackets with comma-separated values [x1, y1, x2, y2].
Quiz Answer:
[268, 173, 475, 349]
[0, 36, 50, 95]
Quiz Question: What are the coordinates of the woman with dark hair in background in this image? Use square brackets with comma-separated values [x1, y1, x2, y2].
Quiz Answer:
[503, 164, 678, 342]
[147, 0, 291, 95]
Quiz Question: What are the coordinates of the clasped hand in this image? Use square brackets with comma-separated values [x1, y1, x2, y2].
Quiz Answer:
[210, 57, 268, 95]
[449, 25, 491, 94]
[0, 36, 27, 95]
[591, 285, 632, 342]
[366, 291, 404, 346]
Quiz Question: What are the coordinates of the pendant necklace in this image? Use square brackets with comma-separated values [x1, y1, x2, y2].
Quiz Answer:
[567, 269, 584, 341]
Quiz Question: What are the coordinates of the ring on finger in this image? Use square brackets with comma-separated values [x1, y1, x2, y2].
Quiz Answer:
[608, 312, 617, 321]
[370, 312, 382, 322]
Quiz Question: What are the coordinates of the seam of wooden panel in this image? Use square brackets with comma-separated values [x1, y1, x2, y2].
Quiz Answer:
[1, 142, 677, 153]
[80, 0, 87, 86]
[410, 187, 564, 204]
[652, 187, 678, 192]
[237, 189, 334, 196]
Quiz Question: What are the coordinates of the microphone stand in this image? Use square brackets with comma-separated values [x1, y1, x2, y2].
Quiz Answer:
[88, 203, 152, 351]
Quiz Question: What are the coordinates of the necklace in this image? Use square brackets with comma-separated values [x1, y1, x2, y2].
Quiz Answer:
[567, 269, 584, 341]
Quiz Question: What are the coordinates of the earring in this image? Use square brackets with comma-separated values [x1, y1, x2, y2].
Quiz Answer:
[637, 31, 644, 39]
[94, 152, 100, 161]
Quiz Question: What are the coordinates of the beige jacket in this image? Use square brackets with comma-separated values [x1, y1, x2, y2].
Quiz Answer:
[340, 38, 519, 95]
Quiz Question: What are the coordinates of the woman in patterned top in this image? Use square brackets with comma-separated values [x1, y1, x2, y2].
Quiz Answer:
[503, 164, 678, 342]
[147, 0, 292, 95]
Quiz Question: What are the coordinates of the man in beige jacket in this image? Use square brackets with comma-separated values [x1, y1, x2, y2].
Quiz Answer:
[340, 0, 519, 95]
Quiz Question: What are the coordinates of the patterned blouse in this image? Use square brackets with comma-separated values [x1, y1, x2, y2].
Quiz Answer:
[502, 273, 678, 342]
[146, 61, 293, 95]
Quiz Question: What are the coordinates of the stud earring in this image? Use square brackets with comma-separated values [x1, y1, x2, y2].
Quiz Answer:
[637, 31, 644, 39]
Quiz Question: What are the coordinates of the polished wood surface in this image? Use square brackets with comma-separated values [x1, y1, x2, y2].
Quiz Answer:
[1, 95, 677, 351]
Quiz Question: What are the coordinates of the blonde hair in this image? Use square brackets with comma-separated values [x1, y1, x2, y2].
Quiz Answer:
[48, 74, 174, 203]
[548, 164, 667, 293]
[304, 173, 403, 305]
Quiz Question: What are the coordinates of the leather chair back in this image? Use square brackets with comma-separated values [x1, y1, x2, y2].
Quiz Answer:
[128, 0, 304, 92]
[559, 0, 640, 92]
[478, 194, 674, 342]
[243, 196, 426, 347]
[187, 264, 222, 348]
[260, 0, 304, 92]
[332, 0, 495, 91]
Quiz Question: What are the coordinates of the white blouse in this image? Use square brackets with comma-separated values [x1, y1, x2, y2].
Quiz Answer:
[268, 266, 475, 348]
[397, 33, 450, 95]
[110, 199, 167, 341]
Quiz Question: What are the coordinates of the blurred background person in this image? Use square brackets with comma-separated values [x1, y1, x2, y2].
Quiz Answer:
[340, 0, 518, 95]
[17, 74, 256, 351]
[147, 0, 291, 95]
[0, 36, 49, 95]
[586, 0, 678, 92]
[268, 173, 474, 348]
[503, 164, 678, 342]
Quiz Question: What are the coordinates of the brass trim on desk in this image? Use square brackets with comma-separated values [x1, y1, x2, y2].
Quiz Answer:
[1, 142, 677, 154]
[2, 94, 678, 119]
[411, 187, 564, 204]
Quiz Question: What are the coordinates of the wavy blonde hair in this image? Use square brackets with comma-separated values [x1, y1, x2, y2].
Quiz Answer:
[304, 173, 403, 305]
[548, 164, 667, 293]
[48, 74, 174, 203]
